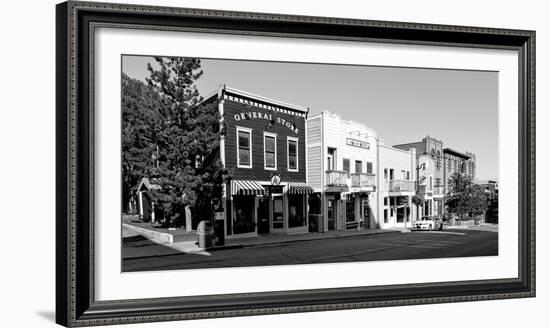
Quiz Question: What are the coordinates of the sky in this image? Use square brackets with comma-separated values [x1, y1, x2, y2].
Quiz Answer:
[123, 55, 498, 180]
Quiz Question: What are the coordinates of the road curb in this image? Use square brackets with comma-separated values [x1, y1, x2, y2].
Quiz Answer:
[205, 244, 244, 251]
[228, 229, 402, 249]
[123, 230, 403, 260]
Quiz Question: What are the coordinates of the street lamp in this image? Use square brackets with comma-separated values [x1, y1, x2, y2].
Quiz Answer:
[414, 162, 427, 228]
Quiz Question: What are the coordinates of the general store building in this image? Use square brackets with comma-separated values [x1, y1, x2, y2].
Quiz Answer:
[201, 85, 313, 239]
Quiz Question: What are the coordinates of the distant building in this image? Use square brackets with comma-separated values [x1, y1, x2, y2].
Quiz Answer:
[306, 111, 378, 232]
[475, 179, 498, 223]
[394, 136, 445, 217]
[475, 179, 499, 193]
[136, 177, 162, 222]
[377, 141, 417, 228]
[443, 148, 476, 195]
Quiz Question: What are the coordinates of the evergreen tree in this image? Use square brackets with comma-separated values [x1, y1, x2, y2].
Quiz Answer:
[121, 73, 163, 213]
[144, 57, 229, 228]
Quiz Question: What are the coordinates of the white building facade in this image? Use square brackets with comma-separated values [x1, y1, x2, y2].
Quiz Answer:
[377, 142, 418, 229]
[307, 111, 378, 231]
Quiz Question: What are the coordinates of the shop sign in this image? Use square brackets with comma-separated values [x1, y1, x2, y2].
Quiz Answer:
[346, 138, 370, 149]
[233, 112, 299, 134]
[271, 174, 281, 185]
[266, 185, 284, 194]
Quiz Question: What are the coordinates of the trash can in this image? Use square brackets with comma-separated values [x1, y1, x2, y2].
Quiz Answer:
[308, 214, 323, 233]
[197, 220, 214, 249]
[214, 211, 225, 246]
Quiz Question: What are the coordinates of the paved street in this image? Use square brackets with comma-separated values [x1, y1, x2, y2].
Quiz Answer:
[122, 228, 498, 272]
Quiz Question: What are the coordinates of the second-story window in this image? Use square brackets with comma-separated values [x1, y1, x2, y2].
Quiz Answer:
[366, 162, 373, 174]
[343, 158, 350, 177]
[237, 127, 252, 168]
[355, 160, 362, 173]
[287, 137, 298, 172]
[264, 133, 277, 170]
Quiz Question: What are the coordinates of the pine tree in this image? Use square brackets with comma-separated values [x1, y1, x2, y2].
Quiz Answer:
[143, 57, 229, 228]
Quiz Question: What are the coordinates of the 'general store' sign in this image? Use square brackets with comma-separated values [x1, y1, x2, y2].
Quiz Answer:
[233, 112, 299, 134]
[346, 138, 370, 149]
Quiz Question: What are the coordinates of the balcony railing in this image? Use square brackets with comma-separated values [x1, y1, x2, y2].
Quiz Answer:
[389, 179, 415, 192]
[326, 170, 347, 186]
[433, 186, 445, 195]
[351, 173, 376, 188]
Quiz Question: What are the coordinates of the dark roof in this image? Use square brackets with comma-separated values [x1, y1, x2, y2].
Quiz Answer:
[137, 177, 161, 191]
[199, 84, 309, 114]
[443, 148, 471, 159]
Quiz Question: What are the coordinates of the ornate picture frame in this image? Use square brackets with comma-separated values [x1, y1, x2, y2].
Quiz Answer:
[56, 1, 535, 326]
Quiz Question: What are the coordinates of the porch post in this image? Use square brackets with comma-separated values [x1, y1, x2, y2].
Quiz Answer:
[138, 191, 144, 220]
[185, 205, 192, 232]
[408, 195, 412, 227]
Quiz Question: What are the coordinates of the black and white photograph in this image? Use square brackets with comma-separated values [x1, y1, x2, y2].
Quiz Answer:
[121, 55, 499, 272]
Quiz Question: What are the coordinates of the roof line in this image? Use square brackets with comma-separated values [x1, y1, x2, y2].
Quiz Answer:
[443, 147, 471, 159]
[223, 86, 309, 113]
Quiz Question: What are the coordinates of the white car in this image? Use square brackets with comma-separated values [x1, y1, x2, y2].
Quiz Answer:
[412, 216, 443, 231]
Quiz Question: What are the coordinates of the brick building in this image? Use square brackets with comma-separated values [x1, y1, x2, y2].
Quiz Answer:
[394, 136, 445, 217]
[443, 148, 476, 195]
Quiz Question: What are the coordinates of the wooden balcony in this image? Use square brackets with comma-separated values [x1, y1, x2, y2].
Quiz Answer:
[389, 179, 415, 192]
[325, 170, 348, 186]
[351, 173, 376, 188]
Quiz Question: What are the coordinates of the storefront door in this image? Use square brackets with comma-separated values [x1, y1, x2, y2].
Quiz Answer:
[361, 199, 370, 229]
[327, 199, 337, 230]
[272, 195, 284, 231]
[257, 197, 270, 234]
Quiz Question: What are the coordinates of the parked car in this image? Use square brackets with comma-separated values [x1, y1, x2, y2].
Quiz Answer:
[412, 216, 443, 231]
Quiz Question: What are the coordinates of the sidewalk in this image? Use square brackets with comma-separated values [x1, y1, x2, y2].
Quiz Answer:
[444, 223, 499, 232]
[122, 226, 403, 260]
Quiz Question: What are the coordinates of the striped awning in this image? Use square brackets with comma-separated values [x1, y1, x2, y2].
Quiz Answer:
[288, 182, 314, 194]
[231, 180, 265, 195]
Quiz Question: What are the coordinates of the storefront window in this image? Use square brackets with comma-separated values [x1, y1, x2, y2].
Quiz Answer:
[288, 194, 306, 228]
[233, 195, 255, 234]
[346, 195, 356, 222]
[396, 206, 405, 223]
